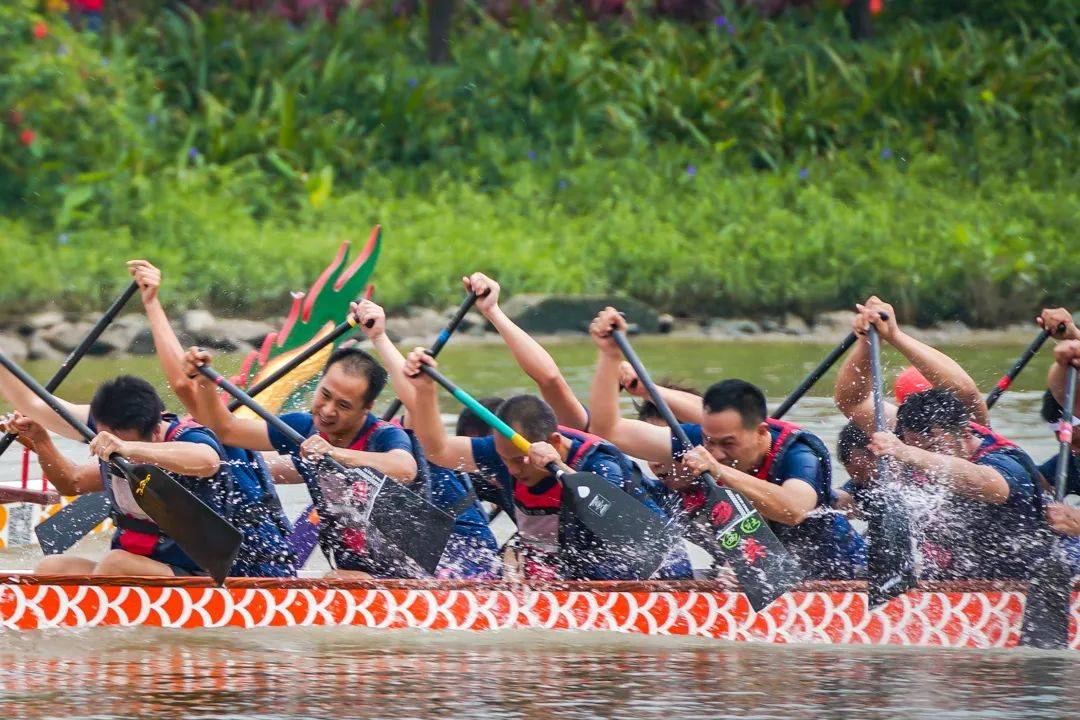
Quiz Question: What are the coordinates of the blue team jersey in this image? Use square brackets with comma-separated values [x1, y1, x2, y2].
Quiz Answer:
[1039, 452, 1080, 496]
[919, 429, 1044, 580]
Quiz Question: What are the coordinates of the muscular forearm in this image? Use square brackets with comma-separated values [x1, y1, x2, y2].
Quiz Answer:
[488, 307, 588, 429]
[587, 352, 624, 438]
[719, 468, 816, 526]
[330, 448, 417, 484]
[834, 340, 876, 431]
[34, 438, 92, 495]
[656, 386, 703, 424]
[144, 298, 196, 405]
[373, 334, 415, 410]
[891, 331, 987, 424]
[894, 446, 1009, 503]
[120, 440, 220, 478]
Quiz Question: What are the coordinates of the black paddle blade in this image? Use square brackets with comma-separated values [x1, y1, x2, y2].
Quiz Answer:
[560, 472, 674, 579]
[34, 492, 112, 555]
[864, 487, 917, 608]
[316, 465, 455, 575]
[125, 464, 242, 585]
[1020, 547, 1074, 650]
[691, 485, 804, 612]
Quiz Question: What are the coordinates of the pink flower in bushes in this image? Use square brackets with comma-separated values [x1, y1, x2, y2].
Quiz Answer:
[19, 129, 37, 146]
[33, 22, 49, 40]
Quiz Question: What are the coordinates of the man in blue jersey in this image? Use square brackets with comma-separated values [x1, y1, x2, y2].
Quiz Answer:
[834, 297, 1046, 579]
[587, 307, 866, 580]
[183, 344, 418, 578]
[0, 374, 228, 577]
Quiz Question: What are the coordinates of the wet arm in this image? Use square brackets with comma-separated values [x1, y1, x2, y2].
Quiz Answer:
[834, 338, 895, 434]
[587, 350, 675, 462]
[486, 306, 589, 430]
[0, 366, 88, 441]
[330, 447, 417, 484]
[407, 382, 478, 472]
[187, 374, 274, 451]
[717, 467, 819, 525]
[34, 435, 102, 495]
[894, 446, 1010, 504]
[891, 331, 988, 425]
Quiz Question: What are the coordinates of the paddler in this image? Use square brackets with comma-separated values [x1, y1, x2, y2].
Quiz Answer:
[834, 297, 1046, 579]
[400, 347, 693, 580]
[1044, 339, 1080, 538]
[586, 307, 865, 580]
[126, 259, 296, 577]
[182, 344, 418, 579]
[348, 299, 502, 579]
[0, 373, 232, 578]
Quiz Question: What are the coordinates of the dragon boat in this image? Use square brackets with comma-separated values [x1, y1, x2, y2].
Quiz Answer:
[1, 575, 1077, 649]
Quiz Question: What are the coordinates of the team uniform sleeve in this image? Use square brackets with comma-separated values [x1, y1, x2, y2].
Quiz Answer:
[772, 444, 828, 505]
[1040, 454, 1080, 496]
[172, 426, 224, 455]
[978, 451, 1035, 505]
[581, 454, 627, 487]
[368, 424, 414, 454]
[469, 436, 503, 476]
[265, 412, 312, 456]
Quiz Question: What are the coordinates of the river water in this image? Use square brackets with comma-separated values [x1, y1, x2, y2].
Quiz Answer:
[1, 338, 1077, 719]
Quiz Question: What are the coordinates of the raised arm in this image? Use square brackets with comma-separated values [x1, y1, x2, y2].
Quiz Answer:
[835, 303, 906, 433]
[617, 361, 703, 424]
[1038, 307, 1079, 341]
[401, 348, 478, 472]
[1050, 341, 1080, 417]
[128, 259, 198, 409]
[181, 348, 275, 451]
[0, 363, 88, 441]
[585, 307, 681, 462]
[351, 300, 415, 410]
[861, 297, 987, 425]
[466, 272, 589, 430]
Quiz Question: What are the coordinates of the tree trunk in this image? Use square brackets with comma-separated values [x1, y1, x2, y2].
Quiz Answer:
[843, 0, 875, 41]
[427, 0, 455, 65]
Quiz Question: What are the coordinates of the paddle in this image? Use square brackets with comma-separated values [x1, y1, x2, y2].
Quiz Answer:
[772, 332, 857, 420]
[0, 282, 139, 459]
[418, 364, 674, 579]
[1020, 364, 1077, 649]
[0, 351, 242, 585]
[3, 283, 138, 551]
[611, 329, 803, 610]
[382, 290, 481, 421]
[865, 326, 917, 607]
[985, 325, 1062, 410]
[199, 364, 455, 575]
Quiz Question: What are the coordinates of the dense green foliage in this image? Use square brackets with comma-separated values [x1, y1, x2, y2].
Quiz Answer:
[0, 1, 1076, 324]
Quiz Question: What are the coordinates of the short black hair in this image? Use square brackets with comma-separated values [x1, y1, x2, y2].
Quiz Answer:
[636, 381, 700, 423]
[496, 395, 557, 442]
[1041, 389, 1064, 425]
[89, 375, 165, 439]
[323, 346, 387, 407]
[895, 388, 969, 436]
[837, 421, 871, 465]
[702, 379, 767, 429]
[456, 396, 504, 437]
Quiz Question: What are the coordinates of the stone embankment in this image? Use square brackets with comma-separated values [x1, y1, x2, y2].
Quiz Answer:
[0, 295, 1041, 361]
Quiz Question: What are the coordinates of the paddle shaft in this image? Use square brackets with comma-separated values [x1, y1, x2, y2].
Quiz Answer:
[382, 291, 480, 421]
[869, 328, 888, 435]
[771, 332, 856, 420]
[985, 326, 1061, 410]
[227, 315, 361, 412]
[1053, 366, 1078, 500]
[418, 365, 559, 474]
[0, 281, 139, 457]
[611, 330, 753, 517]
[0, 350, 138, 476]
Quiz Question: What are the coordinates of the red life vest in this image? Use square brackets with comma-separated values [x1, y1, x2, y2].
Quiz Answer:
[511, 426, 603, 516]
[754, 419, 803, 482]
[967, 422, 1016, 463]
